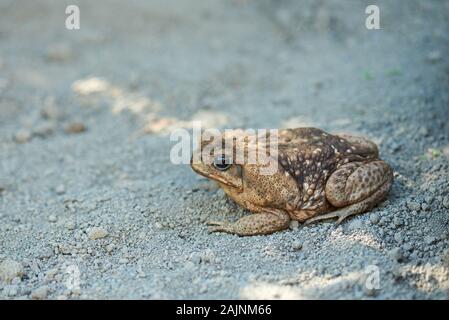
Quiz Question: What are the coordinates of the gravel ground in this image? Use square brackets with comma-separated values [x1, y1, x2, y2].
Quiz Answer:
[1, 0, 449, 300]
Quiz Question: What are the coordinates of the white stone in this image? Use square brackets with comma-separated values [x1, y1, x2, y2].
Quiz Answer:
[105, 243, 115, 253]
[55, 184, 66, 195]
[31, 286, 48, 300]
[66, 221, 76, 230]
[87, 227, 108, 240]
[292, 241, 303, 251]
[14, 130, 32, 144]
[289, 220, 299, 230]
[0, 259, 24, 283]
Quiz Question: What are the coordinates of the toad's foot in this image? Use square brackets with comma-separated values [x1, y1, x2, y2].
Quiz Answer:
[207, 210, 290, 236]
[302, 207, 352, 226]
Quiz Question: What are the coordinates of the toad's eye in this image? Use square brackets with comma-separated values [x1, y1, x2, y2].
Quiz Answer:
[213, 155, 232, 171]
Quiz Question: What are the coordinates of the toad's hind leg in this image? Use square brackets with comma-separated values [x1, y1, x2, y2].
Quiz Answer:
[207, 209, 290, 236]
[304, 182, 391, 225]
[337, 134, 379, 157]
[304, 160, 393, 225]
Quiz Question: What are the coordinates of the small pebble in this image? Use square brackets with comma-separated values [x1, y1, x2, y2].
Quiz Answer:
[393, 217, 403, 227]
[55, 184, 66, 195]
[0, 259, 24, 283]
[418, 127, 429, 137]
[33, 122, 54, 138]
[388, 248, 404, 262]
[48, 215, 57, 223]
[292, 241, 303, 251]
[442, 197, 449, 209]
[45, 268, 59, 280]
[105, 244, 115, 253]
[5, 285, 18, 297]
[87, 227, 108, 240]
[394, 233, 403, 243]
[427, 50, 442, 63]
[289, 220, 299, 230]
[31, 286, 48, 300]
[369, 213, 380, 225]
[66, 221, 76, 230]
[72, 77, 109, 95]
[65, 122, 87, 134]
[38, 247, 54, 259]
[200, 249, 215, 263]
[424, 236, 437, 245]
[443, 249, 449, 265]
[11, 276, 21, 285]
[403, 243, 413, 252]
[190, 254, 201, 265]
[14, 130, 32, 144]
[406, 201, 421, 212]
[379, 217, 389, 226]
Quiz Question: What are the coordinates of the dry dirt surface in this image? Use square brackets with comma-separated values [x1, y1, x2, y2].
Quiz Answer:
[0, 0, 449, 299]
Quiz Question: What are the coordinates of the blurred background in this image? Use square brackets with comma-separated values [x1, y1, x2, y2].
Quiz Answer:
[1, 0, 447, 135]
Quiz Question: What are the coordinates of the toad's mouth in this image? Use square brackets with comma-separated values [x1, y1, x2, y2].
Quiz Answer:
[190, 162, 236, 188]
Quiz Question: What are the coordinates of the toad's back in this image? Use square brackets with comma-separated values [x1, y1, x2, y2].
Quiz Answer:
[277, 128, 379, 176]
[276, 128, 381, 212]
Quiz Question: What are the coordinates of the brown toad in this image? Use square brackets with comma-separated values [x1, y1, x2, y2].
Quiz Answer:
[191, 127, 393, 236]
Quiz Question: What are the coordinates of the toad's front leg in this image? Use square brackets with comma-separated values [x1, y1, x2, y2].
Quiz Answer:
[207, 209, 290, 236]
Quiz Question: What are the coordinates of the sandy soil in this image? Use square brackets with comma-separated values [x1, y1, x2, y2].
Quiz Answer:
[0, 0, 449, 299]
